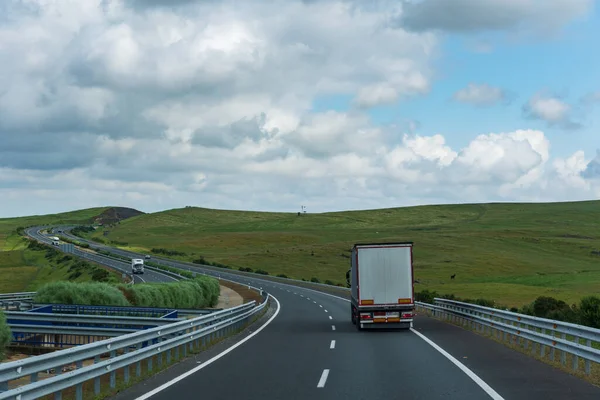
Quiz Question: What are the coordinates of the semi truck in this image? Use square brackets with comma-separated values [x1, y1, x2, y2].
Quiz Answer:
[347, 242, 415, 330]
[131, 258, 145, 274]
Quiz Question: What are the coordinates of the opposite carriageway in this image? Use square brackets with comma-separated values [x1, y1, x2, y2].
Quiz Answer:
[16, 225, 600, 399]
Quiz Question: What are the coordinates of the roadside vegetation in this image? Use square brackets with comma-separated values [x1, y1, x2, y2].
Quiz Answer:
[77, 201, 600, 309]
[33, 276, 220, 309]
[0, 310, 10, 361]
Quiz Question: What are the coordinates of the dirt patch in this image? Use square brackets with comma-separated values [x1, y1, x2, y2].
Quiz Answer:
[215, 285, 244, 308]
[216, 279, 263, 304]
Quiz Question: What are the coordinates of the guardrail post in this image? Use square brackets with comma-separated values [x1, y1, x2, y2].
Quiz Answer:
[136, 343, 143, 377]
[585, 339, 591, 374]
[561, 333, 567, 365]
[572, 336, 579, 371]
[110, 350, 116, 389]
[124, 346, 130, 384]
[94, 355, 101, 395]
[549, 330, 555, 361]
[75, 360, 83, 400]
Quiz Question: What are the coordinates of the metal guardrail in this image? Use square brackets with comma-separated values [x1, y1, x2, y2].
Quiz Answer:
[6, 310, 183, 333]
[0, 294, 35, 302]
[415, 298, 600, 375]
[0, 295, 270, 398]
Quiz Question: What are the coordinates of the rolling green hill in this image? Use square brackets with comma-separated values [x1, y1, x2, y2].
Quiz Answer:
[83, 201, 600, 307]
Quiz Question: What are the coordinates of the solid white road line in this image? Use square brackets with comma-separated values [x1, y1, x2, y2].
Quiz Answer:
[317, 369, 330, 388]
[134, 295, 282, 400]
[410, 328, 504, 399]
[294, 288, 504, 400]
[330, 340, 336, 349]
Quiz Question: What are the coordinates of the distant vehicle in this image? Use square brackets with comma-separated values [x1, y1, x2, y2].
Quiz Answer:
[51, 240, 60, 246]
[347, 242, 415, 330]
[49, 236, 60, 241]
[131, 258, 145, 274]
[145, 255, 151, 259]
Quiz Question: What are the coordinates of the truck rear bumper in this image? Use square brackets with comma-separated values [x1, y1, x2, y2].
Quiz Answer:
[359, 320, 413, 329]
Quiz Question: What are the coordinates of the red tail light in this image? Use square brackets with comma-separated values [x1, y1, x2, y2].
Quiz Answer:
[402, 313, 414, 319]
[360, 314, 372, 319]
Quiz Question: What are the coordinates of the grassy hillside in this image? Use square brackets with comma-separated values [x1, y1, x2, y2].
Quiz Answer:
[0, 207, 142, 292]
[85, 201, 600, 307]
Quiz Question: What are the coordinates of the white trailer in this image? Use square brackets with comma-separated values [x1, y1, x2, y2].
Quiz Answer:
[347, 242, 414, 330]
[131, 258, 145, 274]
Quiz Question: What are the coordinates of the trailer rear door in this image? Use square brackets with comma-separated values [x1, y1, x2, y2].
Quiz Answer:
[357, 244, 413, 305]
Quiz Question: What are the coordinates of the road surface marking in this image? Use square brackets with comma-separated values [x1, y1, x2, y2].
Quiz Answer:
[324, 309, 328, 313]
[319, 305, 323, 308]
[313, 301, 317, 304]
[332, 325, 336, 331]
[330, 340, 336, 349]
[329, 316, 332, 320]
[317, 369, 330, 388]
[283, 287, 505, 400]
[410, 329, 504, 399]
[133, 295, 282, 400]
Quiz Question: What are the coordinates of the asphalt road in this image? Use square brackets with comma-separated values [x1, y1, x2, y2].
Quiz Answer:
[35, 226, 600, 399]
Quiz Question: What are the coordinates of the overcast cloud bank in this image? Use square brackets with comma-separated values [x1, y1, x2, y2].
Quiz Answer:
[0, 0, 598, 217]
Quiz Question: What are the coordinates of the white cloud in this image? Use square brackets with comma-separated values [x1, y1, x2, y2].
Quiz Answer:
[0, 0, 599, 218]
[523, 93, 581, 130]
[453, 83, 507, 106]
[397, 0, 592, 35]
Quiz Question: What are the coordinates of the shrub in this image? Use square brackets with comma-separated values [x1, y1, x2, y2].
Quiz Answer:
[578, 296, 600, 328]
[324, 280, 334, 285]
[276, 274, 288, 278]
[117, 276, 220, 309]
[34, 281, 130, 306]
[255, 269, 269, 275]
[310, 277, 320, 283]
[0, 311, 11, 361]
[415, 289, 439, 304]
[151, 248, 186, 257]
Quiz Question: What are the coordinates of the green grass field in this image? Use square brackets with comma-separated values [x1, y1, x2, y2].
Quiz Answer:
[83, 201, 600, 308]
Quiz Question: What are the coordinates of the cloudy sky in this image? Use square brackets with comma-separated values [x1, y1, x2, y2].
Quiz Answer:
[1, 0, 599, 217]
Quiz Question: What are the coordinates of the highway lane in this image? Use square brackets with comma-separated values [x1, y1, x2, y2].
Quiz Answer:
[117, 287, 495, 400]
[54, 226, 600, 399]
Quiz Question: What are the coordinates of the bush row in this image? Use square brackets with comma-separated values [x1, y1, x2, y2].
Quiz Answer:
[32, 276, 220, 309]
[415, 289, 600, 329]
[71, 225, 95, 236]
[0, 311, 11, 361]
